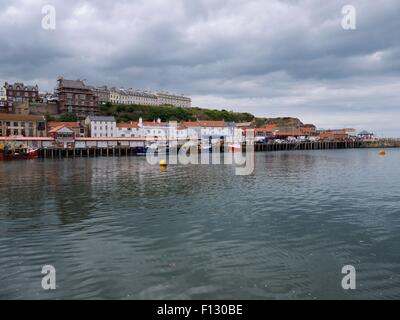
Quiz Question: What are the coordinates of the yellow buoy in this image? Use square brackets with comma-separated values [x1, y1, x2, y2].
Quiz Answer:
[159, 159, 168, 167]
[379, 148, 386, 156]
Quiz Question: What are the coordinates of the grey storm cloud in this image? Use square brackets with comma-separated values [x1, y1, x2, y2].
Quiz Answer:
[0, 0, 399, 136]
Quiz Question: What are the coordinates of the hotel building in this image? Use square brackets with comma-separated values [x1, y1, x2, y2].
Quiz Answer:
[156, 92, 191, 108]
[0, 113, 46, 137]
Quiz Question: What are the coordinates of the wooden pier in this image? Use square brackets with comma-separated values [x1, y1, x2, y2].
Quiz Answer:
[34, 140, 363, 159]
[38, 146, 139, 159]
[0, 136, 370, 159]
[253, 140, 362, 152]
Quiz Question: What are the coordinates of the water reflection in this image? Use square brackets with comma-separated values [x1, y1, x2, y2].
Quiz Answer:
[0, 149, 400, 299]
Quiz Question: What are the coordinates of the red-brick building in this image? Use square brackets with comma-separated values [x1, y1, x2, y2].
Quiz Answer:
[56, 78, 99, 117]
[4, 82, 39, 111]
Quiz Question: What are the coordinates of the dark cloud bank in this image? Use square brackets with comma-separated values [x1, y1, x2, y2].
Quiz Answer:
[0, 0, 399, 136]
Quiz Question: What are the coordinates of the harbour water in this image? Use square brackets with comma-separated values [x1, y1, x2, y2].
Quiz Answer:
[0, 149, 399, 299]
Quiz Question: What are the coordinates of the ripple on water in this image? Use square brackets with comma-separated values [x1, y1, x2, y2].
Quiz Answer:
[1, 150, 400, 299]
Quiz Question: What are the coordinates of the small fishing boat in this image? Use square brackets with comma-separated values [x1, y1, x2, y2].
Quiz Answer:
[0, 144, 39, 161]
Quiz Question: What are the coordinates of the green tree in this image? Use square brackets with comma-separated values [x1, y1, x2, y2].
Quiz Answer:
[58, 113, 78, 122]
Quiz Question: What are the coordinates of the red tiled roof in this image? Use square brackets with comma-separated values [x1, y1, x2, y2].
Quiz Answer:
[182, 121, 226, 127]
[263, 124, 277, 131]
[142, 121, 167, 127]
[48, 125, 65, 134]
[117, 122, 139, 128]
[247, 124, 277, 132]
[48, 121, 80, 128]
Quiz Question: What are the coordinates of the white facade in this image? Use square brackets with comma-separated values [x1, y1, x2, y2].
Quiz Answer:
[116, 123, 142, 138]
[86, 116, 117, 138]
[183, 122, 230, 139]
[0, 85, 6, 101]
[200, 127, 230, 138]
[107, 87, 191, 108]
[141, 120, 168, 139]
[109, 88, 159, 106]
[110, 89, 122, 104]
[156, 92, 191, 108]
[84, 117, 241, 141]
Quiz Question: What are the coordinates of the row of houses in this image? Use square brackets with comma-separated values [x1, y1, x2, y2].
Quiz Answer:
[103, 87, 191, 108]
[0, 78, 192, 116]
[0, 111, 375, 143]
[250, 123, 374, 141]
[55, 116, 236, 141]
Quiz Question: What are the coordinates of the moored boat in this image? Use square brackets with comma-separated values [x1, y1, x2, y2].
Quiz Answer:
[0, 143, 39, 161]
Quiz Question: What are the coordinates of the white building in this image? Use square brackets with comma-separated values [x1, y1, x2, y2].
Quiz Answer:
[157, 92, 191, 108]
[0, 84, 7, 111]
[141, 118, 169, 139]
[116, 121, 142, 138]
[109, 88, 159, 106]
[129, 90, 158, 106]
[109, 88, 123, 104]
[107, 87, 191, 108]
[85, 116, 117, 138]
[0, 84, 6, 102]
[182, 121, 230, 139]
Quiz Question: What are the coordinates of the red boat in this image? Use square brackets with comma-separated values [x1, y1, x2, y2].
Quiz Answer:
[0, 144, 39, 161]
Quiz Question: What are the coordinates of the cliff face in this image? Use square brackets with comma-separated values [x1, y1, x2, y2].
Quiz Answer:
[254, 117, 304, 128]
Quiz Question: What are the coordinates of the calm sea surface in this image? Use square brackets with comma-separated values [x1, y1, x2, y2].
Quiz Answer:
[0, 149, 399, 299]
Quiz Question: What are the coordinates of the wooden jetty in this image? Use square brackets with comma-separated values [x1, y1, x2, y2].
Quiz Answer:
[253, 140, 362, 152]
[0, 136, 368, 159]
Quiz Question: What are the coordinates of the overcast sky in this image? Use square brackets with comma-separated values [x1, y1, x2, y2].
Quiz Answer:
[0, 0, 399, 136]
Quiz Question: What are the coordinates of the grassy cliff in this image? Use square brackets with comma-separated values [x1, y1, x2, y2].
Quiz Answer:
[99, 103, 255, 123]
[52, 102, 306, 128]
